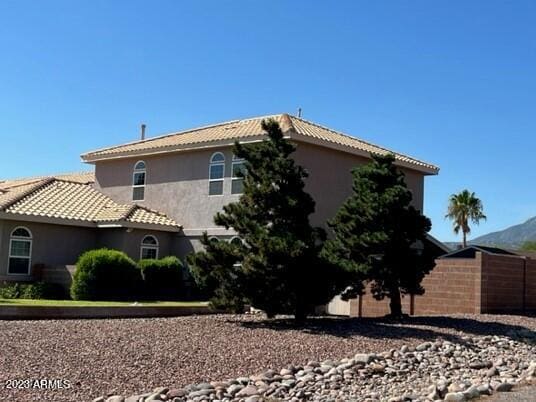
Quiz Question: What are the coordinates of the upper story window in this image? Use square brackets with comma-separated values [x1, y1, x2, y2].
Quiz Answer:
[132, 161, 146, 201]
[209, 152, 225, 196]
[8, 227, 32, 275]
[140, 235, 158, 259]
[231, 155, 246, 195]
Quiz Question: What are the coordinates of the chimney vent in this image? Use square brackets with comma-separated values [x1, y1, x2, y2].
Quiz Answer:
[297, 108, 302, 118]
[140, 124, 146, 140]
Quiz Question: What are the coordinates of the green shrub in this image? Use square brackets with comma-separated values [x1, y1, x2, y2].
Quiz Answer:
[139, 256, 183, 300]
[0, 282, 22, 299]
[71, 249, 142, 301]
[0, 281, 66, 299]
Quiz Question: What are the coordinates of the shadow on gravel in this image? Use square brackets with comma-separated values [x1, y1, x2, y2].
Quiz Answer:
[232, 315, 535, 346]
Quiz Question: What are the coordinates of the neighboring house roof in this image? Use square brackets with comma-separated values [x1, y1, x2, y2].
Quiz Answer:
[439, 245, 517, 259]
[81, 114, 439, 174]
[0, 173, 180, 232]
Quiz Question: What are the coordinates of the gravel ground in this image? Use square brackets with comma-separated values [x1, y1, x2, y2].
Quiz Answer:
[0, 313, 534, 402]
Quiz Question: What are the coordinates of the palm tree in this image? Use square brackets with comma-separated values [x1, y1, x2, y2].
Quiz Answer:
[445, 190, 487, 248]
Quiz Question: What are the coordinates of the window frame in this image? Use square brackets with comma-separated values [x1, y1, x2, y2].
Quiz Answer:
[132, 160, 147, 202]
[208, 152, 225, 196]
[231, 154, 245, 195]
[140, 235, 159, 260]
[7, 226, 33, 276]
[229, 236, 243, 267]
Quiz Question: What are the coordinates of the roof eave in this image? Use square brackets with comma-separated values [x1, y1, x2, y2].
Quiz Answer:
[81, 134, 439, 175]
[0, 211, 97, 228]
[97, 221, 182, 233]
[80, 135, 270, 164]
[288, 132, 439, 175]
[0, 212, 181, 233]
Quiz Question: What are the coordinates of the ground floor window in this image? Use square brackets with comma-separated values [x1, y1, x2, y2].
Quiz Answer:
[140, 235, 159, 259]
[8, 227, 32, 275]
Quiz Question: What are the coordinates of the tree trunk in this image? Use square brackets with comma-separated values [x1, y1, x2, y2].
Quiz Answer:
[389, 286, 403, 317]
[463, 231, 467, 248]
[294, 305, 308, 324]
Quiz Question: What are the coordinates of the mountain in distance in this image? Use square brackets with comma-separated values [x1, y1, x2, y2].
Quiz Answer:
[467, 216, 536, 248]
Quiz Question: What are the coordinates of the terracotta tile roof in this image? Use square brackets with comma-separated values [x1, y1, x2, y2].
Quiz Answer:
[0, 174, 179, 230]
[81, 114, 438, 173]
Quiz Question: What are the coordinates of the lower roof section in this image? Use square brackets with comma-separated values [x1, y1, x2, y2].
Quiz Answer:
[0, 173, 180, 232]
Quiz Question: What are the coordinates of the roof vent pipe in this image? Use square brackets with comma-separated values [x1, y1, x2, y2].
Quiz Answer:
[140, 124, 146, 140]
[297, 108, 302, 118]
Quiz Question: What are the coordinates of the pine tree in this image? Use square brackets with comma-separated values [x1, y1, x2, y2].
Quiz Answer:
[322, 154, 434, 317]
[188, 119, 344, 321]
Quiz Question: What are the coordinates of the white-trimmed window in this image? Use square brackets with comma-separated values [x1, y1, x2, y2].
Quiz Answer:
[132, 161, 146, 201]
[8, 227, 32, 275]
[230, 236, 243, 246]
[140, 235, 158, 259]
[231, 155, 246, 195]
[208, 236, 219, 243]
[209, 152, 225, 196]
[230, 236, 243, 267]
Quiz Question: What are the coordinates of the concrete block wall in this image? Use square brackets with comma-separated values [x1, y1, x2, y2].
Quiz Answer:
[414, 256, 481, 315]
[526, 259, 536, 311]
[480, 253, 526, 313]
[330, 251, 536, 317]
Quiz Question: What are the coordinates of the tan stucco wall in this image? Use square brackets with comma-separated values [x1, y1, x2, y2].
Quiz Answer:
[93, 142, 426, 232]
[0, 219, 179, 281]
[0, 219, 97, 280]
[94, 147, 241, 233]
[292, 142, 424, 227]
[96, 228, 176, 261]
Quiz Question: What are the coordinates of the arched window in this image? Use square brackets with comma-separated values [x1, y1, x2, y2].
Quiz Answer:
[230, 236, 243, 267]
[8, 227, 32, 275]
[208, 236, 219, 243]
[209, 152, 225, 195]
[231, 155, 246, 195]
[140, 235, 158, 259]
[132, 161, 146, 201]
[230, 236, 243, 246]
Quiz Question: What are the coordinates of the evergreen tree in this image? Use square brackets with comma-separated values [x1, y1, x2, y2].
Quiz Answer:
[322, 154, 434, 317]
[188, 119, 344, 321]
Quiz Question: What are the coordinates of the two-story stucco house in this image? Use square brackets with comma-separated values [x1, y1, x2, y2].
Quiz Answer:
[0, 113, 439, 289]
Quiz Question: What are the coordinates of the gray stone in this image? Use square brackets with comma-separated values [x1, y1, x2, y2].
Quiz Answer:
[106, 397, 125, 402]
[226, 384, 244, 396]
[462, 386, 480, 400]
[92, 398, 105, 402]
[124, 396, 140, 402]
[235, 385, 259, 398]
[469, 361, 492, 370]
[144, 393, 163, 402]
[494, 382, 514, 392]
[476, 384, 491, 395]
[282, 379, 296, 388]
[355, 354, 375, 365]
[167, 389, 186, 398]
[416, 342, 432, 351]
[236, 376, 251, 384]
[188, 389, 213, 398]
[444, 392, 466, 402]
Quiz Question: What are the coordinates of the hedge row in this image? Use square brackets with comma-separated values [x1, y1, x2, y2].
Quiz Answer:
[70, 249, 183, 301]
[0, 281, 66, 300]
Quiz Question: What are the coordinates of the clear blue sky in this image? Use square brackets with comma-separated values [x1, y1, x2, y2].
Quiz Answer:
[1, 1, 535, 242]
